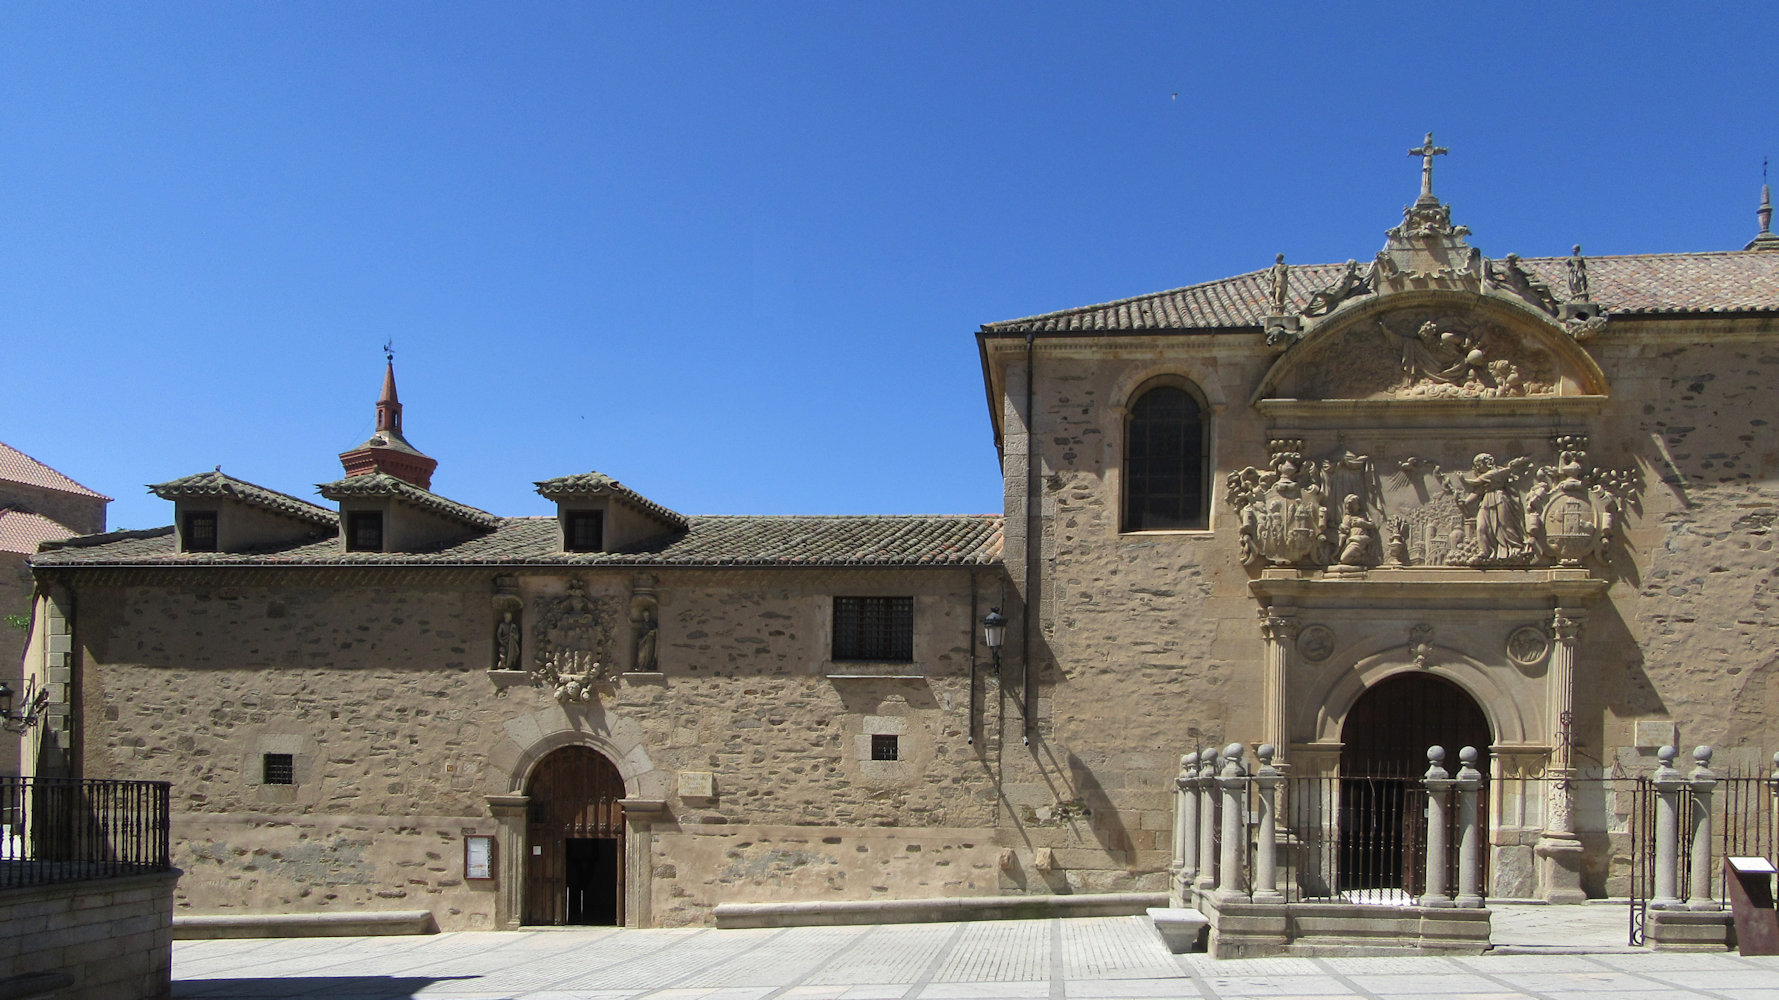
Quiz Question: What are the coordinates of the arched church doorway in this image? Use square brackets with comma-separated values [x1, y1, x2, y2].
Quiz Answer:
[1337, 672, 1492, 898]
[523, 745, 625, 925]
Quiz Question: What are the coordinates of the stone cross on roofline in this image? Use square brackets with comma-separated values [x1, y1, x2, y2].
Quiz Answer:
[1409, 132, 1449, 206]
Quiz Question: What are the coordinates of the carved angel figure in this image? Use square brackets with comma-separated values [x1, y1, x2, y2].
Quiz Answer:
[1459, 453, 1534, 563]
[1300, 259, 1372, 317]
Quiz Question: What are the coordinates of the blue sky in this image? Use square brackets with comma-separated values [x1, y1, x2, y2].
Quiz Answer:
[4, 4, 1776, 530]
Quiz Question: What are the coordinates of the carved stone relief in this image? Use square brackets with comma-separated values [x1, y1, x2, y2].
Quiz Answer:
[1507, 626, 1550, 669]
[1229, 435, 1638, 572]
[1298, 625, 1335, 663]
[530, 578, 612, 701]
[1272, 311, 1559, 401]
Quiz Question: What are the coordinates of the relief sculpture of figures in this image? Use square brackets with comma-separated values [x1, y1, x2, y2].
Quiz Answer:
[1337, 494, 1379, 567]
[1376, 316, 1536, 398]
[530, 578, 612, 700]
[1459, 453, 1534, 564]
[1227, 440, 1333, 568]
[1300, 259, 1372, 317]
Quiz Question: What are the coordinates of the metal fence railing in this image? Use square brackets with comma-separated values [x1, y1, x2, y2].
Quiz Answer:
[0, 777, 172, 889]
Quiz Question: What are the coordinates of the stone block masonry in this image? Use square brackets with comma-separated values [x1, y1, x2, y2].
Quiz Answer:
[0, 870, 178, 999]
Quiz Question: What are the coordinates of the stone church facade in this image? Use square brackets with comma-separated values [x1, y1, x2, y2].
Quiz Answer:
[21, 144, 1779, 928]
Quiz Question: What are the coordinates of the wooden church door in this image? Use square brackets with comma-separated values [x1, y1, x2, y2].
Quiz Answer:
[523, 746, 626, 925]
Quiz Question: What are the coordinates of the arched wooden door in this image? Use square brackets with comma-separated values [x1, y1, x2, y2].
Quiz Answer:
[523, 746, 625, 925]
[1337, 672, 1491, 897]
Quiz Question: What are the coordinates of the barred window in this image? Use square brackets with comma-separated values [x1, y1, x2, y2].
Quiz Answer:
[182, 511, 218, 552]
[1123, 384, 1207, 531]
[346, 510, 383, 552]
[565, 510, 603, 552]
[262, 753, 294, 785]
[832, 596, 914, 661]
[871, 734, 900, 761]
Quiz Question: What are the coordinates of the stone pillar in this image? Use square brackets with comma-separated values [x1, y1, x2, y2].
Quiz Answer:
[1650, 746, 1685, 909]
[1195, 745, 1219, 893]
[1535, 608, 1587, 903]
[1455, 746, 1484, 907]
[622, 798, 665, 928]
[1215, 743, 1248, 901]
[1258, 610, 1297, 764]
[1252, 744, 1283, 902]
[486, 793, 530, 930]
[1173, 752, 1199, 906]
[1420, 746, 1455, 908]
[1686, 747, 1718, 910]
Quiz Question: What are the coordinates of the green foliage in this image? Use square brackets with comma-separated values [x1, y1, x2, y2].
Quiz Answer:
[4, 613, 29, 631]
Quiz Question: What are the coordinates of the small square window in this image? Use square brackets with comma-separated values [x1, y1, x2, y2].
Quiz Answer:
[565, 510, 604, 552]
[262, 753, 294, 785]
[182, 511, 218, 552]
[871, 734, 899, 761]
[346, 511, 384, 552]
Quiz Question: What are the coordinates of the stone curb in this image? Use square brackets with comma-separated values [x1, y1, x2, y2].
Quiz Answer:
[714, 891, 1166, 929]
[172, 909, 437, 939]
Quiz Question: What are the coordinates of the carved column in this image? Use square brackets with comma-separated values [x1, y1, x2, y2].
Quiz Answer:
[1251, 744, 1283, 902]
[1455, 746, 1484, 907]
[1686, 748, 1718, 910]
[1258, 610, 1298, 764]
[1650, 746, 1684, 909]
[486, 793, 530, 930]
[1173, 752, 1199, 906]
[1420, 747, 1455, 907]
[1536, 607, 1587, 903]
[1195, 745, 1219, 894]
[1215, 743, 1248, 901]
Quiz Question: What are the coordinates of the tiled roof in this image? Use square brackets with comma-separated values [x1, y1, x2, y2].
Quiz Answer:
[316, 473, 500, 531]
[149, 470, 338, 528]
[0, 509, 77, 555]
[31, 514, 1004, 568]
[535, 472, 690, 529]
[979, 250, 1779, 334]
[0, 441, 110, 500]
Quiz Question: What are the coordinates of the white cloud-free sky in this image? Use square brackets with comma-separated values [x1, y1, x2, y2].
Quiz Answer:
[4, 3, 1775, 529]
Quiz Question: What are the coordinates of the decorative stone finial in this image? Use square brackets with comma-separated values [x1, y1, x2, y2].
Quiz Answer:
[1257, 744, 1276, 765]
[1657, 745, 1678, 766]
[1693, 745, 1713, 766]
[1748, 163, 1779, 250]
[1428, 745, 1446, 764]
[1409, 131, 1449, 206]
[1182, 751, 1198, 769]
[1458, 746, 1479, 766]
[1223, 742, 1244, 762]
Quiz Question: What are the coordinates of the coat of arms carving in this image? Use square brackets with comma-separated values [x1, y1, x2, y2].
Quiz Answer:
[530, 578, 612, 702]
[1227, 440, 1335, 567]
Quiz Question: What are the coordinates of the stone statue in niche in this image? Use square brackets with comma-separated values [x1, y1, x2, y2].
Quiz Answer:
[630, 575, 659, 673]
[530, 578, 613, 699]
[494, 609, 521, 671]
[1458, 453, 1535, 565]
[1227, 440, 1333, 567]
[1337, 494, 1380, 567]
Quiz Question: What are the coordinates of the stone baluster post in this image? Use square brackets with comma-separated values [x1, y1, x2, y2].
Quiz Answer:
[1195, 745, 1219, 894]
[1455, 746, 1484, 907]
[1536, 608, 1587, 903]
[1420, 746, 1455, 908]
[1252, 744, 1284, 902]
[1258, 610, 1297, 765]
[1216, 743, 1249, 900]
[1650, 745, 1685, 909]
[1770, 752, 1779, 857]
[1687, 746, 1718, 909]
[1172, 751, 1199, 906]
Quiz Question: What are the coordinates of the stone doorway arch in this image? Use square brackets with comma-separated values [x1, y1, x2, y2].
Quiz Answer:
[522, 745, 626, 926]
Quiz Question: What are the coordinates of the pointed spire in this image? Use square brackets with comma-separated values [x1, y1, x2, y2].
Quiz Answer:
[338, 349, 438, 489]
[1748, 160, 1779, 251]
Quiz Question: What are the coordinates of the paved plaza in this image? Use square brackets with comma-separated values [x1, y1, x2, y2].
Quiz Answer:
[172, 908, 1779, 1000]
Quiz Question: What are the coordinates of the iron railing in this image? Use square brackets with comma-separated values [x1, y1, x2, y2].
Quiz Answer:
[0, 777, 172, 889]
[1628, 768, 1776, 945]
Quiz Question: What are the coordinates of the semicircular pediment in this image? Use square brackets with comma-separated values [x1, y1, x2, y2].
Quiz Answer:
[1253, 292, 1609, 405]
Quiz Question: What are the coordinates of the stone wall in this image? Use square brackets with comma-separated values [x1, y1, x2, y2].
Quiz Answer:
[0, 870, 178, 999]
[62, 564, 1006, 928]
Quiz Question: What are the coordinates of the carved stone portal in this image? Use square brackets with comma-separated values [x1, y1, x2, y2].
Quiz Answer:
[531, 578, 612, 701]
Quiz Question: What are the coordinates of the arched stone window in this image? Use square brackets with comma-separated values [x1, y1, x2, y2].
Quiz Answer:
[1123, 382, 1208, 531]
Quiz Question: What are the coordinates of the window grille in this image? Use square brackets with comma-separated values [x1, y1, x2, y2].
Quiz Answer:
[1124, 384, 1207, 531]
[346, 511, 384, 552]
[262, 753, 294, 785]
[182, 511, 218, 552]
[832, 597, 914, 661]
[871, 734, 900, 761]
[565, 510, 604, 552]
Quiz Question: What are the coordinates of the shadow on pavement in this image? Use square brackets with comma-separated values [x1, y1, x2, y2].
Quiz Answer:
[175, 975, 479, 999]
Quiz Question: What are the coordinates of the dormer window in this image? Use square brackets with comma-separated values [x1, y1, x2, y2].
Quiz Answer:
[181, 511, 218, 552]
[346, 510, 384, 552]
[565, 510, 604, 552]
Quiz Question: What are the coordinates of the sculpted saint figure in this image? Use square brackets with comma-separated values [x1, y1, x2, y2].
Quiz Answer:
[1337, 494, 1379, 566]
[494, 610, 521, 670]
[1459, 453, 1534, 562]
[1566, 245, 1591, 302]
[633, 601, 659, 673]
[1268, 253, 1290, 314]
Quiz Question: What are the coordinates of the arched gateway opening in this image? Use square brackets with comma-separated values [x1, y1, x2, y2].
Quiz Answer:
[1337, 672, 1492, 898]
[523, 746, 625, 925]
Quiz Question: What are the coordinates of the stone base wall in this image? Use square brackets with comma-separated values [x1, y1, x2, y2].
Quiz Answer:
[0, 870, 178, 999]
[1198, 893, 1491, 959]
